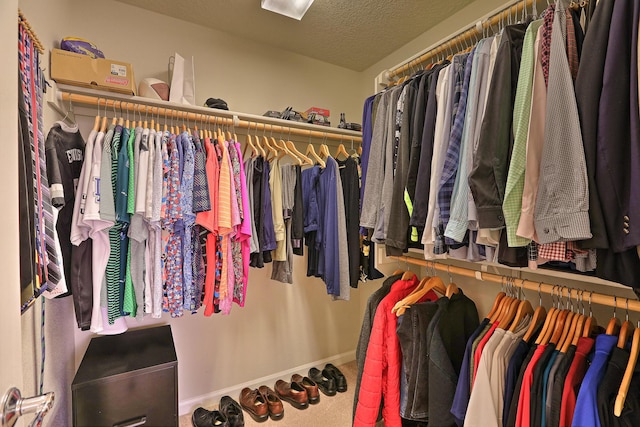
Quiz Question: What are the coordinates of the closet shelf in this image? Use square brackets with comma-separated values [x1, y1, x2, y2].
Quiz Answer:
[389, 256, 640, 313]
[50, 84, 362, 143]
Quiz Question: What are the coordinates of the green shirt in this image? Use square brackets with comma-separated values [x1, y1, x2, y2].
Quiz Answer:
[503, 20, 543, 247]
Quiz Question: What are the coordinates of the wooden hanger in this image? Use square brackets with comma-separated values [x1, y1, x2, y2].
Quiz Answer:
[401, 270, 416, 281]
[444, 266, 459, 298]
[392, 269, 405, 276]
[606, 296, 622, 335]
[508, 279, 534, 332]
[564, 313, 584, 352]
[93, 99, 102, 132]
[486, 292, 506, 320]
[262, 135, 278, 160]
[614, 326, 640, 416]
[499, 297, 521, 330]
[276, 138, 302, 165]
[556, 311, 576, 348]
[570, 312, 586, 346]
[99, 116, 108, 133]
[490, 295, 511, 323]
[509, 300, 534, 332]
[270, 136, 284, 155]
[541, 308, 564, 346]
[335, 143, 350, 160]
[535, 305, 558, 345]
[581, 291, 598, 338]
[524, 303, 547, 344]
[286, 140, 313, 165]
[305, 144, 326, 168]
[393, 276, 447, 317]
[246, 133, 258, 157]
[319, 143, 331, 159]
[117, 101, 124, 126]
[618, 299, 635, 349]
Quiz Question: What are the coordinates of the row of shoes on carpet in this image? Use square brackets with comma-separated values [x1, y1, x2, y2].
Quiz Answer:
[192, 363, 347, 426]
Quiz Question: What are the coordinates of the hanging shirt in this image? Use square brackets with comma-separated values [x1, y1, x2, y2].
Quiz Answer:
[437, 51, 473, 250]
[45, 121, 85, 296]
[446, 38, 491, 244]
[571, 334, 618, 427]
[502, 20, 543, 247]
[559, 336, 595, 426]
[270, 157, 286, 261]
[422, 64, 453, 258]
[451, 318, 490, 426]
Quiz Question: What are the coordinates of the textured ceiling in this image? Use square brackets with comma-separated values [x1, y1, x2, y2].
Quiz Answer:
[114, 0, 476, 71]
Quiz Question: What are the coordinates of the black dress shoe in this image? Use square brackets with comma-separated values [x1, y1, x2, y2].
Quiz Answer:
[219, 396, 245, 427]
[192, 407, 229, 427]
[308, 367, 337, 396]
[324, 363, 347, 392]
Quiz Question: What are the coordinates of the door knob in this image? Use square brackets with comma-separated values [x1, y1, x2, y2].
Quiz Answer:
[1, 387, 54, 427]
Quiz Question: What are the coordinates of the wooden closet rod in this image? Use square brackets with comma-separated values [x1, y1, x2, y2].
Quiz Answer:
[60, 91, 362, 143]
[18, 10, 45, 54]
[388, 0, 537, 80]
[389, 256, 640, 313]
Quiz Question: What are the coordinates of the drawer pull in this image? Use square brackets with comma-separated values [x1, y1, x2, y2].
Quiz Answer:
[113, 416, 147, 427]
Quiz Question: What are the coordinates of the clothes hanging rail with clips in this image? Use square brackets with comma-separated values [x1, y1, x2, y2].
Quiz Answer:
[389, 256, 640, 313]
[55, 85, 362, 144]
[18, 9, 44, 54]
[386, 0, 540, 83]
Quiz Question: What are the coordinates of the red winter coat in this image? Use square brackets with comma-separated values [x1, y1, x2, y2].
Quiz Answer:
[354, 276, 437, 427]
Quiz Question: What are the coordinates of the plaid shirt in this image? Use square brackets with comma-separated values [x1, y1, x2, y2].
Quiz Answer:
[435, 52, 472, 250]
[541, 5, 555, 87]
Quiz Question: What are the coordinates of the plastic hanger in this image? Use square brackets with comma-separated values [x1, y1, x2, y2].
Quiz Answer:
[618, 299, 635, 349]
[614, 323, 640, 416]
[606, 296, 622, 335]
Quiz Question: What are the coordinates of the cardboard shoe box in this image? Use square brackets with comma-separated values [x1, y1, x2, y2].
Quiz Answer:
[50, 48, 136, 95]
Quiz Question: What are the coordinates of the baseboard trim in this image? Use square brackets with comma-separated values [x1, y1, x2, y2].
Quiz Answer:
[178, 350, 356, 416]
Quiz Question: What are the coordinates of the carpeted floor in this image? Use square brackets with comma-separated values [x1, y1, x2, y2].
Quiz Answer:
[180, 360, 358, 427]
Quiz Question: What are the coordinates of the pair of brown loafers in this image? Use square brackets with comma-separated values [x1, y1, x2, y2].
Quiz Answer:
[239, 386, 283, 423]
[275, 374, 321, 410]
[239, 374, 320, 422]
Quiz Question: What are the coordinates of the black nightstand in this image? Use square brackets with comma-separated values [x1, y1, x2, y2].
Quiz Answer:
[72, 325, 178, 427]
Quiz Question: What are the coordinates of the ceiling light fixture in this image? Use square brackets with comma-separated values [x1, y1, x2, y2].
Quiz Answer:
[261, 0, 315, 20]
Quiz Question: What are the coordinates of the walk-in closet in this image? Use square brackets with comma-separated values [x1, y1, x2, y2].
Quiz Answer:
[3, 0, 640, 426]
